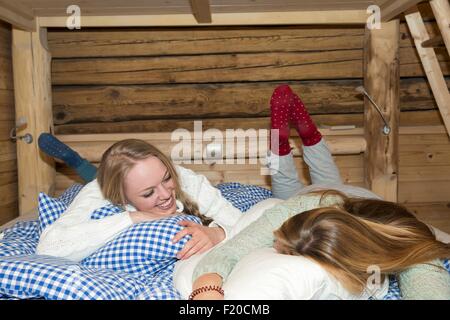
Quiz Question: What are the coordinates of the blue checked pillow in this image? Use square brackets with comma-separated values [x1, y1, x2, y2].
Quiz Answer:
[216, 182, 272, 212]
[38, 183, 84, 234]
[81, 215, 201, 277]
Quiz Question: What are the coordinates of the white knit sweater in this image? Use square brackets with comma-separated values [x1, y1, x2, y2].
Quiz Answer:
[36, 165, 242, 262]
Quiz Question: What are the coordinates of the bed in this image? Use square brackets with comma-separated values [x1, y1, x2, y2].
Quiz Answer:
[1, 0, 450, 301]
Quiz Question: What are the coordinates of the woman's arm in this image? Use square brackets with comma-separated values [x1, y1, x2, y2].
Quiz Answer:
[36, 180, 134, 261]
[191, 273, 225, 300]
[191, 194, 321, 283]
[398, 260, 450, 300]
[175, 165, 242, 238]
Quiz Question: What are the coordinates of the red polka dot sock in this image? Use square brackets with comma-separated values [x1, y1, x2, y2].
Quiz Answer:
[270, 84, 293, 156]
[289, 92, 322, 146]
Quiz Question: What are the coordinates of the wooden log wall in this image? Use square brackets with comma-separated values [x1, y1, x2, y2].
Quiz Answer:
[0, 21, 18, 225]
[46, 4, 450, 231]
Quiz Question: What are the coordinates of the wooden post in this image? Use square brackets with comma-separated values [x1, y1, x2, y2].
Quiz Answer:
[430, 0, 450, 58]
[405, 7, 450, 136]
[12, 23, 55, 215]
[364, 20, 400, 202]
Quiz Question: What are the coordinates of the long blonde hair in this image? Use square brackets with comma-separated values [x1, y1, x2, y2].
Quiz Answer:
[97, 139, 212, 225]
[274, 191, 450, 294]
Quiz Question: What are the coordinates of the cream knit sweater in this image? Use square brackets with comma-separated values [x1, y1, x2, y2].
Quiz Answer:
[36, 165, 242, 262]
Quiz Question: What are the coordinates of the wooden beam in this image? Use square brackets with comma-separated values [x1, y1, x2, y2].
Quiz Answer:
[189, 0, 212, 23]
[422, 35, 444, 48]
[381, 0, 423, 21]
[56, 128, 367, 163]
[0, 1, 35, 31]
[405, 8, 450, 137]
[364, 20, 400, 202]
[12, 24, 55, 214]
[430, 0, 450, 57]
[38, 10, 368, 28]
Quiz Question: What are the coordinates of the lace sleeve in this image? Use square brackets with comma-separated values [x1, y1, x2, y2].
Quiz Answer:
[398, 259, 450, 300]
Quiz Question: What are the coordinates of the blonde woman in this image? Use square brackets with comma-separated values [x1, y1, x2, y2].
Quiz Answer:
[36, 139, 242, 262]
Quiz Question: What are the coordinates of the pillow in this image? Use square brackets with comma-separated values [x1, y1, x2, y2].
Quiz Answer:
[81, 215, 201, 276]
[173, 198, 389, 300]
[173, 198, 282, 297]
[37, 183, 85, 234]
[37, 184, 122, 233]
[38, 193, 68, 234]
[216, 182, 272, 212]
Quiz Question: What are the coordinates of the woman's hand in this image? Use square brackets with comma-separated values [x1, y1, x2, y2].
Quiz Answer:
[172, 221, 225, 260]
[191, 273, 224, 300]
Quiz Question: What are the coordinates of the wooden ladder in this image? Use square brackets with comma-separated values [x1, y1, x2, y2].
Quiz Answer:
[404, 0, 450, 136]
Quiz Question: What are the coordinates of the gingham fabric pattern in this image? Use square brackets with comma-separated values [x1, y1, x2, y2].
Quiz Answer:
[39, 183, 85, 234]
[0, 185, 200, 300]
[81, 215, 200, 276]
[381, 276, 402, 300]
[38, 193, 68, 234]
[57, 183, 84, 207]
[0, 214, 200, 300]
[0, 254, 153, 300]
[216, 182, 273, 212]
[0, 221, 39, 258]
[91, 204, 124, 220]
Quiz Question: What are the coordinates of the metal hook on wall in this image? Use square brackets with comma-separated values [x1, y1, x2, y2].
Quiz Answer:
[355, 86, 391, 135]
[9, 116, 33, 144]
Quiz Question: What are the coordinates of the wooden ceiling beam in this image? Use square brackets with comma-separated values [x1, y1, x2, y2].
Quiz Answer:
[38, 10, 368, 28]
[0, 0, 35, 31]
[380, 0, 423, 22]
[189, 0, 212, 23]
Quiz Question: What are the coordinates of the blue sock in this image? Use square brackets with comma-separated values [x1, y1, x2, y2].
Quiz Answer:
[38, 133, 98, 183]
[75, 159, 97, 183]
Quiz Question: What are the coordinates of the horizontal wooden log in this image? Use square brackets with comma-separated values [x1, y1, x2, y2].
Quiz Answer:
[0, 171, 17, 185]
[52, 78, 448, 126]
[48, 26, 365, 58]
[0, 120, 14, 139]
[0, 57, 13, 90]
[0, 182, 17, 206]
[51, 46, 450, 85]
[0, 160, 16, 174]
[54, 109, 446, 135]
[47, 22, 440, 58]
[51, 50, 362, 85]
[56, 128, 367, 163]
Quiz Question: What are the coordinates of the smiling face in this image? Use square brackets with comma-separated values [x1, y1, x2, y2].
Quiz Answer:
[123, 156, 177, 216]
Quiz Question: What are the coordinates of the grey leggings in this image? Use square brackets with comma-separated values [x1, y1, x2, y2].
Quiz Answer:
[269, 139, 342, 200]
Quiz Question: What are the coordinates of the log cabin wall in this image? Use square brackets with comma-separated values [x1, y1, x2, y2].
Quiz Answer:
[47, 4, 450, 231]
[0, 21, 18, 225]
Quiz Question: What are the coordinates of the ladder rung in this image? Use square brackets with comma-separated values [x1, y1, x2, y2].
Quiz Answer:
[422, 35, 444, 48]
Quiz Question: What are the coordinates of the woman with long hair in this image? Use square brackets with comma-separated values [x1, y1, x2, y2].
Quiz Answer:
[189, 85, 450, 300]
